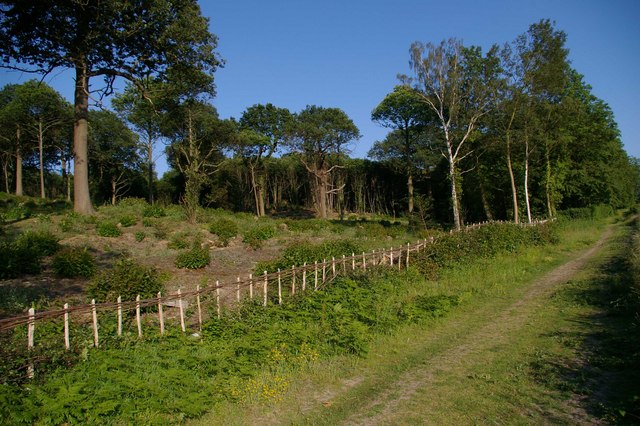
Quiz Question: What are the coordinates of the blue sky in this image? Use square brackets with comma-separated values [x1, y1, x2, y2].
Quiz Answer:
[2, 0, 638, 174]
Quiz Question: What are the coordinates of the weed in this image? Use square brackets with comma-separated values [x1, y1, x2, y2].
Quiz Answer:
[96, 222, 122, 238]
[88, 258, 163, 302]
[175, 246, 211, 269]
[52, 247, 96, 278]
[209, 218, 238, 247]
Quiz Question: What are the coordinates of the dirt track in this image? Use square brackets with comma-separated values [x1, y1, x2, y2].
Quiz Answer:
[334, 226, 613, 425]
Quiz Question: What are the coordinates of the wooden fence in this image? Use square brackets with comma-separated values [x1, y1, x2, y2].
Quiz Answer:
[1, 219, 550, 378]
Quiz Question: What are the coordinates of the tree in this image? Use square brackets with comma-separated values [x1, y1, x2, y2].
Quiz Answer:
[290, 106, 360, 219]
[88, 110, 141, 205]
[515, 20, 569, 218]
[0, 0, 221, 214]
[370, 85, 434, 213]
[238, 103, 293, 217]
[407, 39, 500, 229]
[165, 101, 233, 223]
[17, 81, 71, 198]
[113, 81, 165, 204]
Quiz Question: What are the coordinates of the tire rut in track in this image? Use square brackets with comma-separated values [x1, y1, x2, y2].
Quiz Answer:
[340, 226, 613, 426]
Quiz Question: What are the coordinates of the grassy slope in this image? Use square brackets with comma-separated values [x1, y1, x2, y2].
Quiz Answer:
[193, 217, 637, 425]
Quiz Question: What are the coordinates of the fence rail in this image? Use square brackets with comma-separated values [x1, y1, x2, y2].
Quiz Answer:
[2, 218, 551, 378]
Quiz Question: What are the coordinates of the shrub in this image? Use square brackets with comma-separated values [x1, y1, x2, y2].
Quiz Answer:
[135, 231, 145, 242]
[175, 246, 210, 269]
[14, 230, 60, 256]
[52, 247, 96, 278]
[59, 214, 76, 232]
[255, 239, 362, 274]
[0, 242, 41, 278]
[209, 218, 238, 246]
[167, 233, 190, 250]
[143, 205, 166, 218]
[88, 259, 163, 302]
[243, 225, 276, 249]
[96, 222, 121, 237]
[118, 215, 137, 227]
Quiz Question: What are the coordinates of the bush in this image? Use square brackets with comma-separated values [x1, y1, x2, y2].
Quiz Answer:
[143, 205, 166, 218]
[255, 239, 362, 274]
[118, 215, 137, 227]
[209, 218, 238, 246]
[167, 233, 190, 250]
[88, 259, 163, 302]
[96, 222, 121, 237]
[14, 230, 60, 256]
[135, 231, 145, 242]
[0, 242, 41, 278]
[52, 247, 96, 278]
[243, 225, 276, 249]
[175, 246, 210, 269]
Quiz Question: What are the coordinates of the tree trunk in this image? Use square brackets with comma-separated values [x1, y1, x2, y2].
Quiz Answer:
[38, 120, 45, 199]
[506, 131, 519, 224]
[480, 183, 494, 221]
[66, 158, 72, 202]
[319, 171, 328, 219]
[15, 148, 23, 196]
[448, 151, 461, 231]
[111, 178, 117, 205]
[147, 132, 154, 204]
[73, 63, 94, 214]
[407, 173, 414, 214]
[2, 159, 8, 193]
[544, 141, 554, 218]
[524, 131, 532, 224]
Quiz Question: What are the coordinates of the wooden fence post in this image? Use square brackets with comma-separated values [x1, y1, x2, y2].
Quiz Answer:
[390, 247, 393, 266]
[136, 295, 142, 338]
[117, 296, 122, 337]
[322, 260, 326, 285]
[342, 255, 346, 273]
[216, 281, 221, 319]
[302, 263, 307, 291]
[236, 277, 240, 302]
[263, 271, 268, 307]
[352, 252, 355, 270]
[64, 303, 70, 351]
[177, 289, 185, 333]
[332, 257, 336, 277]
[249, 274, 254, 300]
[196, 285, 202, 331]
[291, 266, 296, 295]
[278, 269, 282, 304]
[372, 250, 376, 266]
[157, 292, 165, 335]
[314, 262, 318, 291]
[91, 299, 99, 348]
[362, 252, 366, 271]
[406, 243, 410, 268]
[27, 307, 35, 379]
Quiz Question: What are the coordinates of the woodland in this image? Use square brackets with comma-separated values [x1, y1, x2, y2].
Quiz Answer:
[0, 2, 636, 227]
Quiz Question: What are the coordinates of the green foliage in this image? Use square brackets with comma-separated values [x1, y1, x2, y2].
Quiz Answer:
[0, 241, 41, 278]
[209, 218, 238, 246]
[557, 204, 614, 221]
[14, 230, 60, 256]
[0, 230, 60, 278]
[413, 223, 558, 278]
[175, 246, 211, 269]
[143, 205, 166, 218]
[88, 259, 163, 302]
[96, 222, 122, 238]
[134, 231, 145, 242]
[243, 224, 276, 249]
[255, 239, 362, 274]
[167, 232, 191, 250]
[52, 247, 96, 278]
[118, 215, 137, 227]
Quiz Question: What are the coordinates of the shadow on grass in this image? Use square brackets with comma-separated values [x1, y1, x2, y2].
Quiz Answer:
[530, 234, 640, 423]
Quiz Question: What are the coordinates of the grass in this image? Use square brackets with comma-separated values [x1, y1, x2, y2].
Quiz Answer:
[192, 217, 619, 425]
